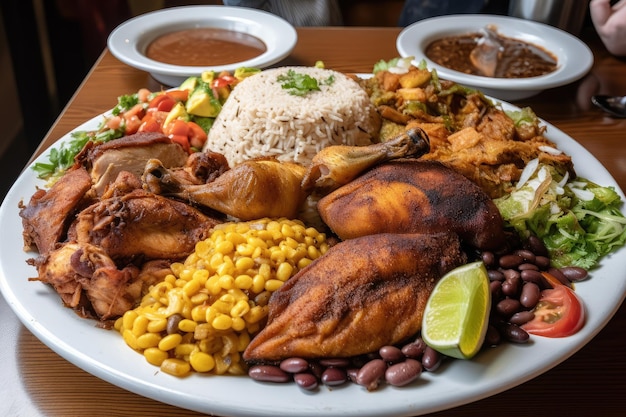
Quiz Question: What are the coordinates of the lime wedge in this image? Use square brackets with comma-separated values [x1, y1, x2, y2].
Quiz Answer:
[421, 261, 491, 360]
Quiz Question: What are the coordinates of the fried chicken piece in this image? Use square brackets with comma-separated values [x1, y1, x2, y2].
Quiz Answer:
[78, 131, 189, 196]
[301, 127, 430, 194]
[67, 188, 220, 262]
[317, 160, 507, 251]
[143, 158, 308, 221]
[243, 232, 467, 361]
[31, 243, 141, 320]
[20, 167, 93, 256]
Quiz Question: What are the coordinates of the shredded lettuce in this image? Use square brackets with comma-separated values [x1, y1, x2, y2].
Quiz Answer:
[494, 160, 626, 269]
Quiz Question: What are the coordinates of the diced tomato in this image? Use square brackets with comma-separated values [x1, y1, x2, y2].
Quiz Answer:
[124, 103, 146, 120]
[146, 109, 169, 127]
[212, 74, 237, 89]
[138, 115, 161, 133]
[169, 134, 190, 153]
[105, 115, 123, 130]
[163, 119, 189, 137]
[124, 115, 142, 135]
[187, 121, 208, 149]
[137, 88, 152, 103]
[521, 272, 585, 338]
[166, 89, 189, 102]
[148, 93, 176, 112]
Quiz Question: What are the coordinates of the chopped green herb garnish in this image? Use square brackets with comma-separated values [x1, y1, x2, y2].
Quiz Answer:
[277, 69, 334, 96]
[112, 93, 140, 116]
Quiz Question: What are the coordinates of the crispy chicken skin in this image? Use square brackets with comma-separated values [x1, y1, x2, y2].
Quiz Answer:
[243, 232, 467, 362]
[20, 167, 93, 256]
[317, 160, 507, 251]
[67, 188, 220, 262]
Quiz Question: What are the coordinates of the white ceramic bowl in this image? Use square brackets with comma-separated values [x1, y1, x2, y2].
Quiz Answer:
[396, 14, 593, 101]
[108, 6, 297, 86]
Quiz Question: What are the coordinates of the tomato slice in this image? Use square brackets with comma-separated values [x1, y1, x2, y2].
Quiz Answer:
[521, 272, 585, 338]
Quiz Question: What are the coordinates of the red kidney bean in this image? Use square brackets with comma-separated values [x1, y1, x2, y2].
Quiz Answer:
[514, 249, 536, 264]
[483, 324, 502, 346]
[526, 235, 549, 256]
[535, 255, 551, 269]
[547, 267, 571, 287]
[308, 361, 324, 379]
[421, 346, 442, 372]
[488, 269, 505, 281]
[520, 282, 541, 308]
[280, 357, 309, 374]
[356, 358, 387, 391]
[509, 310, 535, 326]
[482, 251, 496, 267]
[501, 276, 521, 297]
[499, 254, 524, 269]
[346, 368, 359, 383]
[294, 373, 318, 390]
[385, 359, 422, 387]
[496, 298, 522, 317]
[321, 367, 347, 386]
[518, 262, 539, 271]
[559, 266, 588, 282]
[379, 345, 404, 363]
[498, 322, 530, 343]
[490, 280, 502, 299]
[319, 358, 351, 367]
[502, 268, 521, 281]
[520, 269, 544, 285]
[401, 338, 427, 359]
[248, 365, 291, 383]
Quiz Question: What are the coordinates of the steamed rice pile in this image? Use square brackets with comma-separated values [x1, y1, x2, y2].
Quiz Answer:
[203, 66, 381, 166]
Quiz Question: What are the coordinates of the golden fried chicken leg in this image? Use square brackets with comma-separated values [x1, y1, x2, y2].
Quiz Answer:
[243, 232, 467, 362]
[317, 160, 507, 251]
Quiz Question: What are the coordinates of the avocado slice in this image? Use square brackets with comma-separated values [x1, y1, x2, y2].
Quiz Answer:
[186, 84, 222, 118]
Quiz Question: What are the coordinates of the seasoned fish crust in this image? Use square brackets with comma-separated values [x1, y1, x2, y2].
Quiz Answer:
[243, 232, 467, 362]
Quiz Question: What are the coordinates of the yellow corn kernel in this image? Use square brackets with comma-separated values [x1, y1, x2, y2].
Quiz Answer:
[237, 331, 251, 351]
[298, 257, 313, 269]
[143, 347, 169, 366]
[234, 274, 253, 290]
[218, 274, 235, 290]
[276, 262, 294, 282]
[247, 236, 267, 250]
[183, 278, 202, 297]
[265, 279, 283, 292]
[206, 274, 221, 295]
[190, 292, 209, 305]
[216, 260, 235, 277]
[230, 300, 250, 318]
[251, 245, 264, 259]
[178, 318, 197, 333]
[136, 332, 162, 349]
[245, 305, 267, 324]
[190, 350, 215, 373]
[191, 304, 209, 322]
[251, 274, 266, 294]
[122, 329, 139, 350]
[174, 343, 197, 357]
[231, 317, 246, 332]
[270, 248, 286, 264]
[212, 314, 233, 330]
[131, 315, 150, 337]
[146, 317, 167, 333]
[209, 252, 224, 270]
[158, 333, 183, 352]
[215, 240, 234, 255]
[258, 263, 271, 280]
[160, 358, 191, 377]
[179, 268, 193, 281]
[235, 256, 255, 272]
[122, 310, 138, 331]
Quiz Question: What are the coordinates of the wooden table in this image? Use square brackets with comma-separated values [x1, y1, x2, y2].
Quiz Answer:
[2, 27, 625, 417]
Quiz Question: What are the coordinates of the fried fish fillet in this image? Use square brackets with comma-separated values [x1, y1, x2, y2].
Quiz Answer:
[243, 232, 467, 362]
[317, 160, 506, 251]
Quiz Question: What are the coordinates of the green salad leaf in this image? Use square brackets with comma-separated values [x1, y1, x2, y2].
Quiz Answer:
[494, 159, 626, 269]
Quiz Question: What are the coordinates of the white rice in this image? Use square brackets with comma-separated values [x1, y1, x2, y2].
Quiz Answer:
[203, 66, 380, 166]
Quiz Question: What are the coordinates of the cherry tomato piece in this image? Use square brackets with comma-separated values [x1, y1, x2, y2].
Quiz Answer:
[149, 94, 176, 112]
[521, 272, 585, 338]
[166, 89, 189, 102]
[187, 121, 208, 149]
[169, 134, 190, 153]
[138, 116, 161, 133]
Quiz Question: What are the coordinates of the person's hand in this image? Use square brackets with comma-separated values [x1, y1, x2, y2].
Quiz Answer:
[590, 0, 626, 55]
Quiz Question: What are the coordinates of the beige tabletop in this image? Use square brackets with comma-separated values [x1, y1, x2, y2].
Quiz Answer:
[1, 26, 626, 416]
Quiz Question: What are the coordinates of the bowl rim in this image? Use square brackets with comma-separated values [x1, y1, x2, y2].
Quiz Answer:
[396, 14, 593, 91]
[107, 5, 298, 78]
